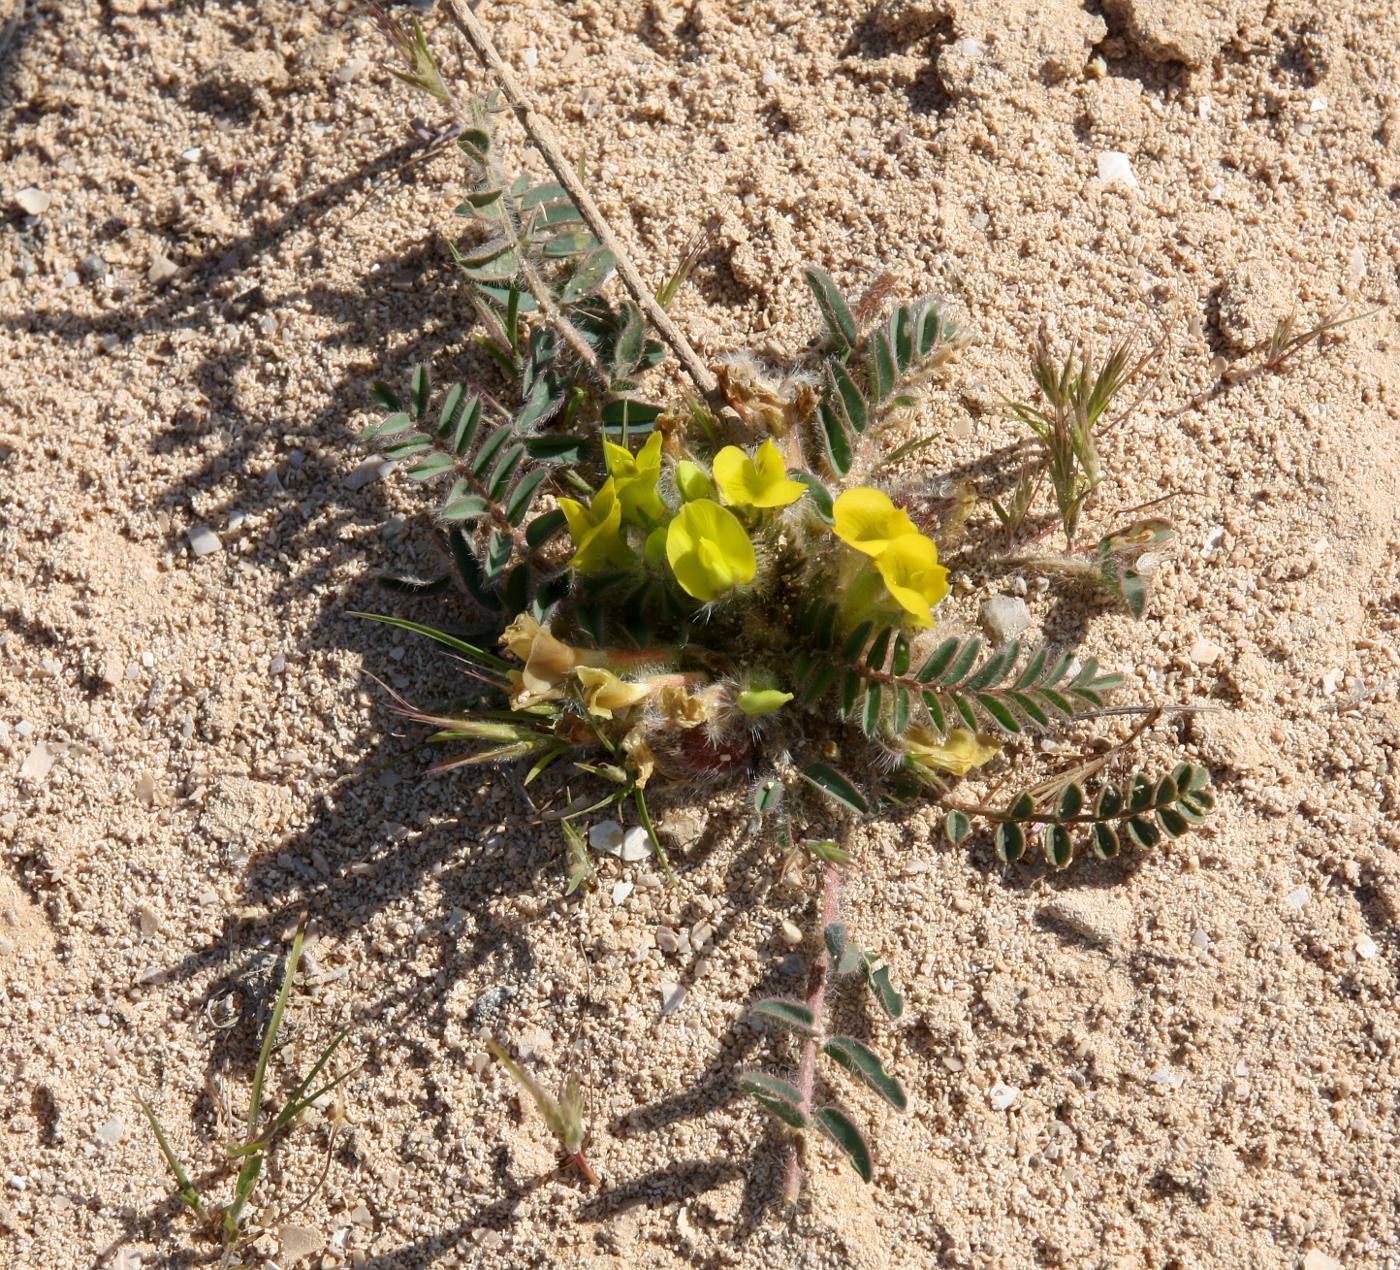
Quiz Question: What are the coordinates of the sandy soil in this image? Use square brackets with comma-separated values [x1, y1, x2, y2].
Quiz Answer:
[3, 0, 1400, 1266]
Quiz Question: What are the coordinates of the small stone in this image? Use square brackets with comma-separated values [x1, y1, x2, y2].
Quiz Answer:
[1201, 526, 1226, 558]
[1285, 887, 1309, 910]
[1321, 669, 1343, 695]
[941, 1055, 964, 1072]
[147, 254, 181, 285]
[187, 526, 222, 558]
[619, 826, 651, 862]
[344, 456, 387, 491]
[99, 333, 121, 353]
[655, 927, 679, 954]
[278, 1224, 325, 1262]
[79, 253, 107, 281]
[1039, 891, 1131, 948]
[1303, 1249, 1343, 1270]
[336, 56, 368, 84]
[137, 905, 162, 936]
[1356, 936, 1378, 961]
[779, 920, 803, 947]
[1190, 929, 1211, 950]
[589, 820, 625, 856]
[660, 979, 686, 1015]
[1150, 1068, 1186, 1090]
[611, 881, 634, 905]
[96, 1115, 126, 1144]
[60, 270, 80, 290]
[1097, 151, 1138, 189]
[15, 187, 51, 215]
[136, 773, 158, 806]
[978, 594, 1031, 645]
[690, 921, 713, 948]
[1188, 637, 1223, 665]
[988, 1083, 1019, 1111]
[20, 742, 55, 783]
[181, 147, 203, 162]
[257, 313, 277, 336]
[1309, 96, 1328, 113]
[268, 654, 286, 675]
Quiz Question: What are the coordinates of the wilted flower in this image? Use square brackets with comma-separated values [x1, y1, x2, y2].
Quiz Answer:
[603, 430, 668, 525]
[873, 533, 950, 627]
[665, 499, 756, 602]
[832, 487, 919, 557]
[713, 439, 807, 510]
[903, 727, 1000, 775]
[500, 613, 587, 708]
[574, 666, 653, 718]
[559, 478, 634, 574]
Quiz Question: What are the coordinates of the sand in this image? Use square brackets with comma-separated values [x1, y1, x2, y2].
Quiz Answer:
[2, 0, 1399, 1266]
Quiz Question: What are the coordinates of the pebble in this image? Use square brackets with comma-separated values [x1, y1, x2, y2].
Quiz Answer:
[181, 147, 203, 162]
[1303, 1250, 1343, 1270]
[589, 820, 625, 855]
[1097, 151, 1138, 189]
[96, 1115, 126, 1144]
[269, 653, 286, 675]
[660, 979, 686, 1015]
[20, 742, 55, 783]
[1201, 529, 1227, 559]
[1188, 637, 1223, 665]
[1190, 929, 1212, 950]
[619, 826, 651, 862]
[690, 921, 713, 948]
[1321, 669, 1343, 695]
[988, 1083, 1019, 1111]
[1150, 1068, 1186, 1090]
[188, 526, 222, 558]
[147, 254, 180, 285]
[1039, 891, 1131, 948]
[336, 57, 368, 84]
[1285, 887, 1310, 910]
[978, 594, 1031, 645]
[611, 881, 634, 905]
[655, 927, 679, 954]
[136, 773, 158, 806]
[278, 1224, 325, 1262]
[60, 270, 79, 290]
[79, 253, 107, 281]
[344, 456, 387, 491]
[1356, 937, 1378, 961]
[15, 187, 51, 215]
[779, 920, 803, 947]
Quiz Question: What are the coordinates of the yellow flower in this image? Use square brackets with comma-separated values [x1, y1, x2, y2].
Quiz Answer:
[665, 499, 756, 602]
[674, 460, 716, 503]
[873, 533, 950, 628]
[712, 439, 807, 510]
[574, 666, 654, 719]
[903, 727, 1001, 776]
[559, 479, 634, 574]
[832, 487, 919, 557]
[501, 613, 583, 707]
[603, 430, 667, 525]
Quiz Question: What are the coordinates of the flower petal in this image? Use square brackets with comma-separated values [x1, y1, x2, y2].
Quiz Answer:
[833, 487, 918, 556]
[873, 532, 949, 628]
[665, 499, 756, 601]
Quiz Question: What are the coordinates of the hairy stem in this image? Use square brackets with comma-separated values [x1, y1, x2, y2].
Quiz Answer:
[443, 0, 723, 410]
[784, 858, 842, 1204]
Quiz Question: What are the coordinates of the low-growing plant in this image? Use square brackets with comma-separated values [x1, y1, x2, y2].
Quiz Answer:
[357, 4, 1218, 1197]
[485, 1038, 596, 1185]
[143, 917, 358, 1263]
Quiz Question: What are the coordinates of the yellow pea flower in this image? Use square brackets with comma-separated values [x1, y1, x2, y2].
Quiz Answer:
[712, 439, 807, 510]
[574, 666, 654, 719]
[603, 430, 668, 525]
[873, 532, 950, 628]
[500, 613, 585, 707]
[832, 487, 919, 557]
[674, 460, 716, 503]
[903, 727, 1001, 776]
[665, 499, 756, 602]
[559, 479, 634, 574]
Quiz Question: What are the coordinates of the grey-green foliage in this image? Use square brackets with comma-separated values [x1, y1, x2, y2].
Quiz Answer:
[804, 267, 968, 479]
[741, 921, 904, 1186]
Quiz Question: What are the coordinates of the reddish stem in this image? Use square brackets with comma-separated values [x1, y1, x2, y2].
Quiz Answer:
[567, 1150, 598, 1187]
[783, 860, 842, 1204]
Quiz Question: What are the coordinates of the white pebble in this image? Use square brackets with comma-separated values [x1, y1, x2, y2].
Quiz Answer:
[1356, 937, 1378, 961]
[1190, 929, 1211, 950]
[521, 46, 538, 69]
[619, 826, 652, 862]
[779, 920, 803, 947]
[988, 1083, 1019, 1111]
[335, 57, 368, 84]
[1201, 526, 1226, 558]
[140, 651, 154, 669]
[611, 881, 634, 906]
[1321, 669, 1343, 695]
[1309, 96, 1327, 113]
[1097, 151, 1138, 189]
[96, 1115, 126, 1144]
[1188, 638, 1223, 666]
[956, 37, 981, 57]
[15, 719, 33, 736]
[1285, 887, 1309, 910]
[941, 1055, 964, 1073]
[1348, 246, 1367, 282]
[1150, 1068, 1186, 1090]
[660, 979, 686, 1015]
[227, 510, 244, 531]
[690, 921, 713, 948]
[655, 927, 679, 954]
[15, 187, 51, 215]
[268, 653, 286, 675]
[187, 526, 222, 558]
[181, 146, 203, 162]
[588, 820, 625, 856]
[344, 456, 387, 491]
